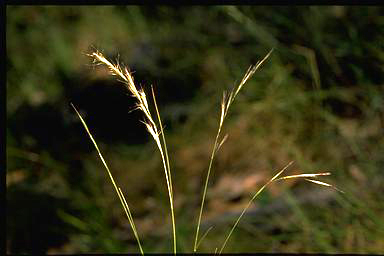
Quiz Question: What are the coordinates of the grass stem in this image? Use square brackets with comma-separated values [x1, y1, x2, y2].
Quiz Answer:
[88, 51, 177, 253]
[71, 103, 144, 255]
[193, 49, 273, 252]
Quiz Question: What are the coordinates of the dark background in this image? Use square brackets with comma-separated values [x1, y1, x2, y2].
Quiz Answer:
[6, 6, 384, 253]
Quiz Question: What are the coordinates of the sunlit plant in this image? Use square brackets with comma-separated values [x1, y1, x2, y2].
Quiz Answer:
[71, 49, 342, 254]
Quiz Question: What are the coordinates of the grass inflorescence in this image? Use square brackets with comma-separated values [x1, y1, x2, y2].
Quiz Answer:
[71, 49, 343, 254]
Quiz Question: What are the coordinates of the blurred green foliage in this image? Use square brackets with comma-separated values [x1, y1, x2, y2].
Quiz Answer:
[6, 6, 384, 253]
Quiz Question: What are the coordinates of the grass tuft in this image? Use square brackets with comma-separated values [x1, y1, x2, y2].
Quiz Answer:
[72, 48, 343, 253]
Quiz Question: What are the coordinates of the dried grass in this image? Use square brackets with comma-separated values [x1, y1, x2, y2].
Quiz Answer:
[71, 49, 343, 254]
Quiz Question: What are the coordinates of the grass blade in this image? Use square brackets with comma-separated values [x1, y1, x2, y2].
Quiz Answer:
[71, 103, 144, 255]
[275, 172, 331, 181]
[305, 179, 345, 193]
[196, 226, 214, 251]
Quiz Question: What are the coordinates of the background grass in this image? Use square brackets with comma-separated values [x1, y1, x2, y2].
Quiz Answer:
[6, 6, 384, 253]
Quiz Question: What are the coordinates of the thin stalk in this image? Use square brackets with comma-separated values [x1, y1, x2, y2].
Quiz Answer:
[151, 87, 177, 254]
[151, 87, 173, 199]
[193, 49, 273, 252]
[218, 161, 293, 254]
[193, 127, 222, 252]
[218, 162, 343, 253]
[118, 187, 143, 254]
[90, 51, 177, 254]
[71, 103, 144, 255]
[196, 226, 214, 251]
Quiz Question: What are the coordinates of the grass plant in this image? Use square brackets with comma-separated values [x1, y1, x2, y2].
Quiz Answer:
[71, 49, 343, 254]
